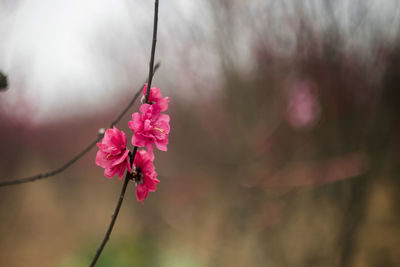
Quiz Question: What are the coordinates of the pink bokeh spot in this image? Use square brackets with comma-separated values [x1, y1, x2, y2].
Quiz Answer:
[95, 126, 132, 179]
[133, 149, 160, 201]
[286, 79, 321, 129]
[129, 103, 170, 151]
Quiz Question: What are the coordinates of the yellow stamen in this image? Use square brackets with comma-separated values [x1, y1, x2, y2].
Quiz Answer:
[153, 127, 164, 133]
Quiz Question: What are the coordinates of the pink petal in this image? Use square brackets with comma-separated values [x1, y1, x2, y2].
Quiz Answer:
[133, 150, 144, 167]
[117, 165, 125, 179]
[139, 103, 152, 114]
[103, 129, 116, 145]
[120, 130, 127, 148]
[96, 150, 113, 168]
[136, 185, 149, 201]
[146, 145, 155, 160]
[104, 166, 118, 178]
[129, 112, 142, 131]
[132, 133, 147, 147]
[158, 113, 170, 124]
[111, 149, 129, 166]
[143, 119, 152, 131]
[156, 96, 169, 112]
[155, 138, 168, 151]
[97, 143, 108, 151]
[150, 87, 161, 100]
[125, 158, 132, 173]
[145, 176, 159, 192]
[142, 83, 149, 96]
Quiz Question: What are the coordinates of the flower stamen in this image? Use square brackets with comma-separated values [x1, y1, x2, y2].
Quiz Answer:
[153, 127, 164, 133]
[132, 167, 144, 186]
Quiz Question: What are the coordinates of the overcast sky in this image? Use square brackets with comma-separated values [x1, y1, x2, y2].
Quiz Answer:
[0, 1, 147, 122]
[0, 0, 202, 123]
[0, 0, 398, 124]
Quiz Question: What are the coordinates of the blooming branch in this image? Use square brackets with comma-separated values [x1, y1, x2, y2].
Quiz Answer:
[0, 63, 160, 187]
[89, 0, 162, 266]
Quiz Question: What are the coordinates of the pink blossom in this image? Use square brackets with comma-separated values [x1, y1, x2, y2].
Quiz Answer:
[142, 83, 169, 111]
[129, 103, 170, 151]
[133, 149, 160, 201]
[95, 127, 132, 179]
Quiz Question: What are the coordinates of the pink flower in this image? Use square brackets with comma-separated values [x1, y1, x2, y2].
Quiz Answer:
[142, 83, 169, 111]
[95, 127, 132, 178]
[133, 149, 160, 201]
[129, 103, 170, 151]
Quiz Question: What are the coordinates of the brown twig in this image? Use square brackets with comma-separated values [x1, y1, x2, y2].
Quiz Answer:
[145, 0, 159, 103]
[88, 149, 137, 267]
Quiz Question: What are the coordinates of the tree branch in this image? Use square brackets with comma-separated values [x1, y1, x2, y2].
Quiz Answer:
[145, 0, 159, 103]
[88, 150, 137, 267]
[88, 1, 160, 265]
[0, 63, 160, 187]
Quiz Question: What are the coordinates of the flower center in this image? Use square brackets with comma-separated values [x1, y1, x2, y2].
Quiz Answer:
[132, 167, 143, 185]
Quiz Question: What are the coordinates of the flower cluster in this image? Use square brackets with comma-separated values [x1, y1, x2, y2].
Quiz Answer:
[96, 84, 170, 201]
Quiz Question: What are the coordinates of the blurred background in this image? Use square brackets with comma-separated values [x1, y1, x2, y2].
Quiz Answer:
[1, 0, 400, 266]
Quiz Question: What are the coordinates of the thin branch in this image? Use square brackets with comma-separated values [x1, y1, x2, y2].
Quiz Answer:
[89, 1, 160, 265]
[110, 63, 160, 127]
[0, 137, 101, 187]
[88, 176, 129, 267]
[0, 70, 8, 90]
[0, 63, 160, 187]
[145, 0, 159, 103]
[88, 149, 137, 267]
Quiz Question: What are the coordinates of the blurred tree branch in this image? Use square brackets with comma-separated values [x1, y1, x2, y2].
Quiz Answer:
[0, 71, 7, 90]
